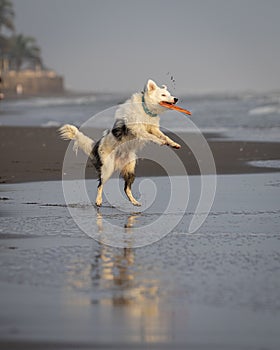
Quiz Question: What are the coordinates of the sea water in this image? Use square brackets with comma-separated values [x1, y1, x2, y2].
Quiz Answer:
[0, 91, 280, 141]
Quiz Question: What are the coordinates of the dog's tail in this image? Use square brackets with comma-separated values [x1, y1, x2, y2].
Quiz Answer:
[59, 124, 94, 157]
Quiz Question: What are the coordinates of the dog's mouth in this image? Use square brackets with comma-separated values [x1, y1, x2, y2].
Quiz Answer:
[159, 101, 176, 106]
[160, 101, 175, 106]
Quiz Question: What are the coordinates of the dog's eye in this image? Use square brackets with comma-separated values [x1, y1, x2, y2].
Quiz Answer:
[161, 94, 166, 97]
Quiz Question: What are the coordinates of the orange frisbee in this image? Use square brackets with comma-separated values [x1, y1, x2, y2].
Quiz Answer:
[159, 101, 192, 116]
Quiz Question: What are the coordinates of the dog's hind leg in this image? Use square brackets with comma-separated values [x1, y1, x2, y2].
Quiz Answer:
[95, 180, 103, 207]
[95, 157, 115, 206]
[121, 160, 141, 206]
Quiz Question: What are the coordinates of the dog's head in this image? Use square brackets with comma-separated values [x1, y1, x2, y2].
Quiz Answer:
[143, 79, 178, 115]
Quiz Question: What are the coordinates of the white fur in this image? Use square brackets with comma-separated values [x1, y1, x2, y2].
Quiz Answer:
[59, 124, 94, 157]
[59, 79, 180, 206]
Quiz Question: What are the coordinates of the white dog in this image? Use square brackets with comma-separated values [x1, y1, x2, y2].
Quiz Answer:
[59, 79, 181, 206]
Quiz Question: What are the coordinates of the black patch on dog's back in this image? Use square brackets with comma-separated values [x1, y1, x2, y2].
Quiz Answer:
[112, 119, 129, 140]
[91, 139, 102, 178]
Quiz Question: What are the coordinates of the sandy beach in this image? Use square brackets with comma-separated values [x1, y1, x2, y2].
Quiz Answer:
[1, 126, 280, 184]
[1, 126, 280, 349]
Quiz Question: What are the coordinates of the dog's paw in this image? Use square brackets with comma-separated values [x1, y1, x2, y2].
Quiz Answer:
[171, 143, 181, 149]
[95, 201, 102, 207]
[132, 200, 142, 207]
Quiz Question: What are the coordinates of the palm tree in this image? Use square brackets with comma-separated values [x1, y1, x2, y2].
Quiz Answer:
[0, 0, 14, 60]
[9, 34, 42, 70]
[0, 0, 14, 33]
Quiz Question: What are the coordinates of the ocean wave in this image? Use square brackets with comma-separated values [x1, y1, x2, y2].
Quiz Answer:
[166, 126, 229, 134]
[41, 121, 61, 127]
[248, 105, 280, 116]
[5, 95, 99, 108]
[248, 160, 280, 169]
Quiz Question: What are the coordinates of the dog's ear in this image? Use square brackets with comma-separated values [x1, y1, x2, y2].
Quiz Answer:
[146, 79, 157, 92]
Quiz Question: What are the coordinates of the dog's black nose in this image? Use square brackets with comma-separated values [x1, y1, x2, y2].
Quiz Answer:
[174, 97, 178, 104]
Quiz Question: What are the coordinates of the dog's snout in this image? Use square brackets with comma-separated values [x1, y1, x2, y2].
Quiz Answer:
[174, 97, 178, 104]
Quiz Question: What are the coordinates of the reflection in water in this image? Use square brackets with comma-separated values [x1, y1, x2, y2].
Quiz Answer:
[96, 208, 142, 234]
[124, 213, 142, 233]
[65, 209, 171, 342]
[91, 244, 169, 342]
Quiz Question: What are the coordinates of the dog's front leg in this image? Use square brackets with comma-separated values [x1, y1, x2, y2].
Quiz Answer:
[149, 127, 181, 149]
[136, 130, 166, 145]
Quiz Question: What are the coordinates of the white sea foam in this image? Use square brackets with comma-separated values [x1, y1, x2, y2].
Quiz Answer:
[6, 95, 98, 108]
[224, 127, 280, 142]
[248, 160, 280, 169]
[249, 105, 280, 116]
[167, 126, 229, 134]
[41, 121, 61, 127]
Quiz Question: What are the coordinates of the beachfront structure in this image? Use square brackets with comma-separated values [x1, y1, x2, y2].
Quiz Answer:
[0, 66, 64, 97]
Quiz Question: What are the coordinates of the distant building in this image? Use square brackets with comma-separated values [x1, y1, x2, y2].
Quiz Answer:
[0, 66, 64, 97]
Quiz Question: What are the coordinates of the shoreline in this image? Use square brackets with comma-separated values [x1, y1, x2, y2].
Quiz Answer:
[0, 126, 280, 184]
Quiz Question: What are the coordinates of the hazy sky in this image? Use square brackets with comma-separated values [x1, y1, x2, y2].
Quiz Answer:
[13, 0, 280, 94]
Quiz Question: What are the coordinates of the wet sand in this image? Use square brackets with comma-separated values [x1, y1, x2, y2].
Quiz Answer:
[1, 126, 280, 349]
[1, 126, 280, 184]
[1, 175, 280, 349]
